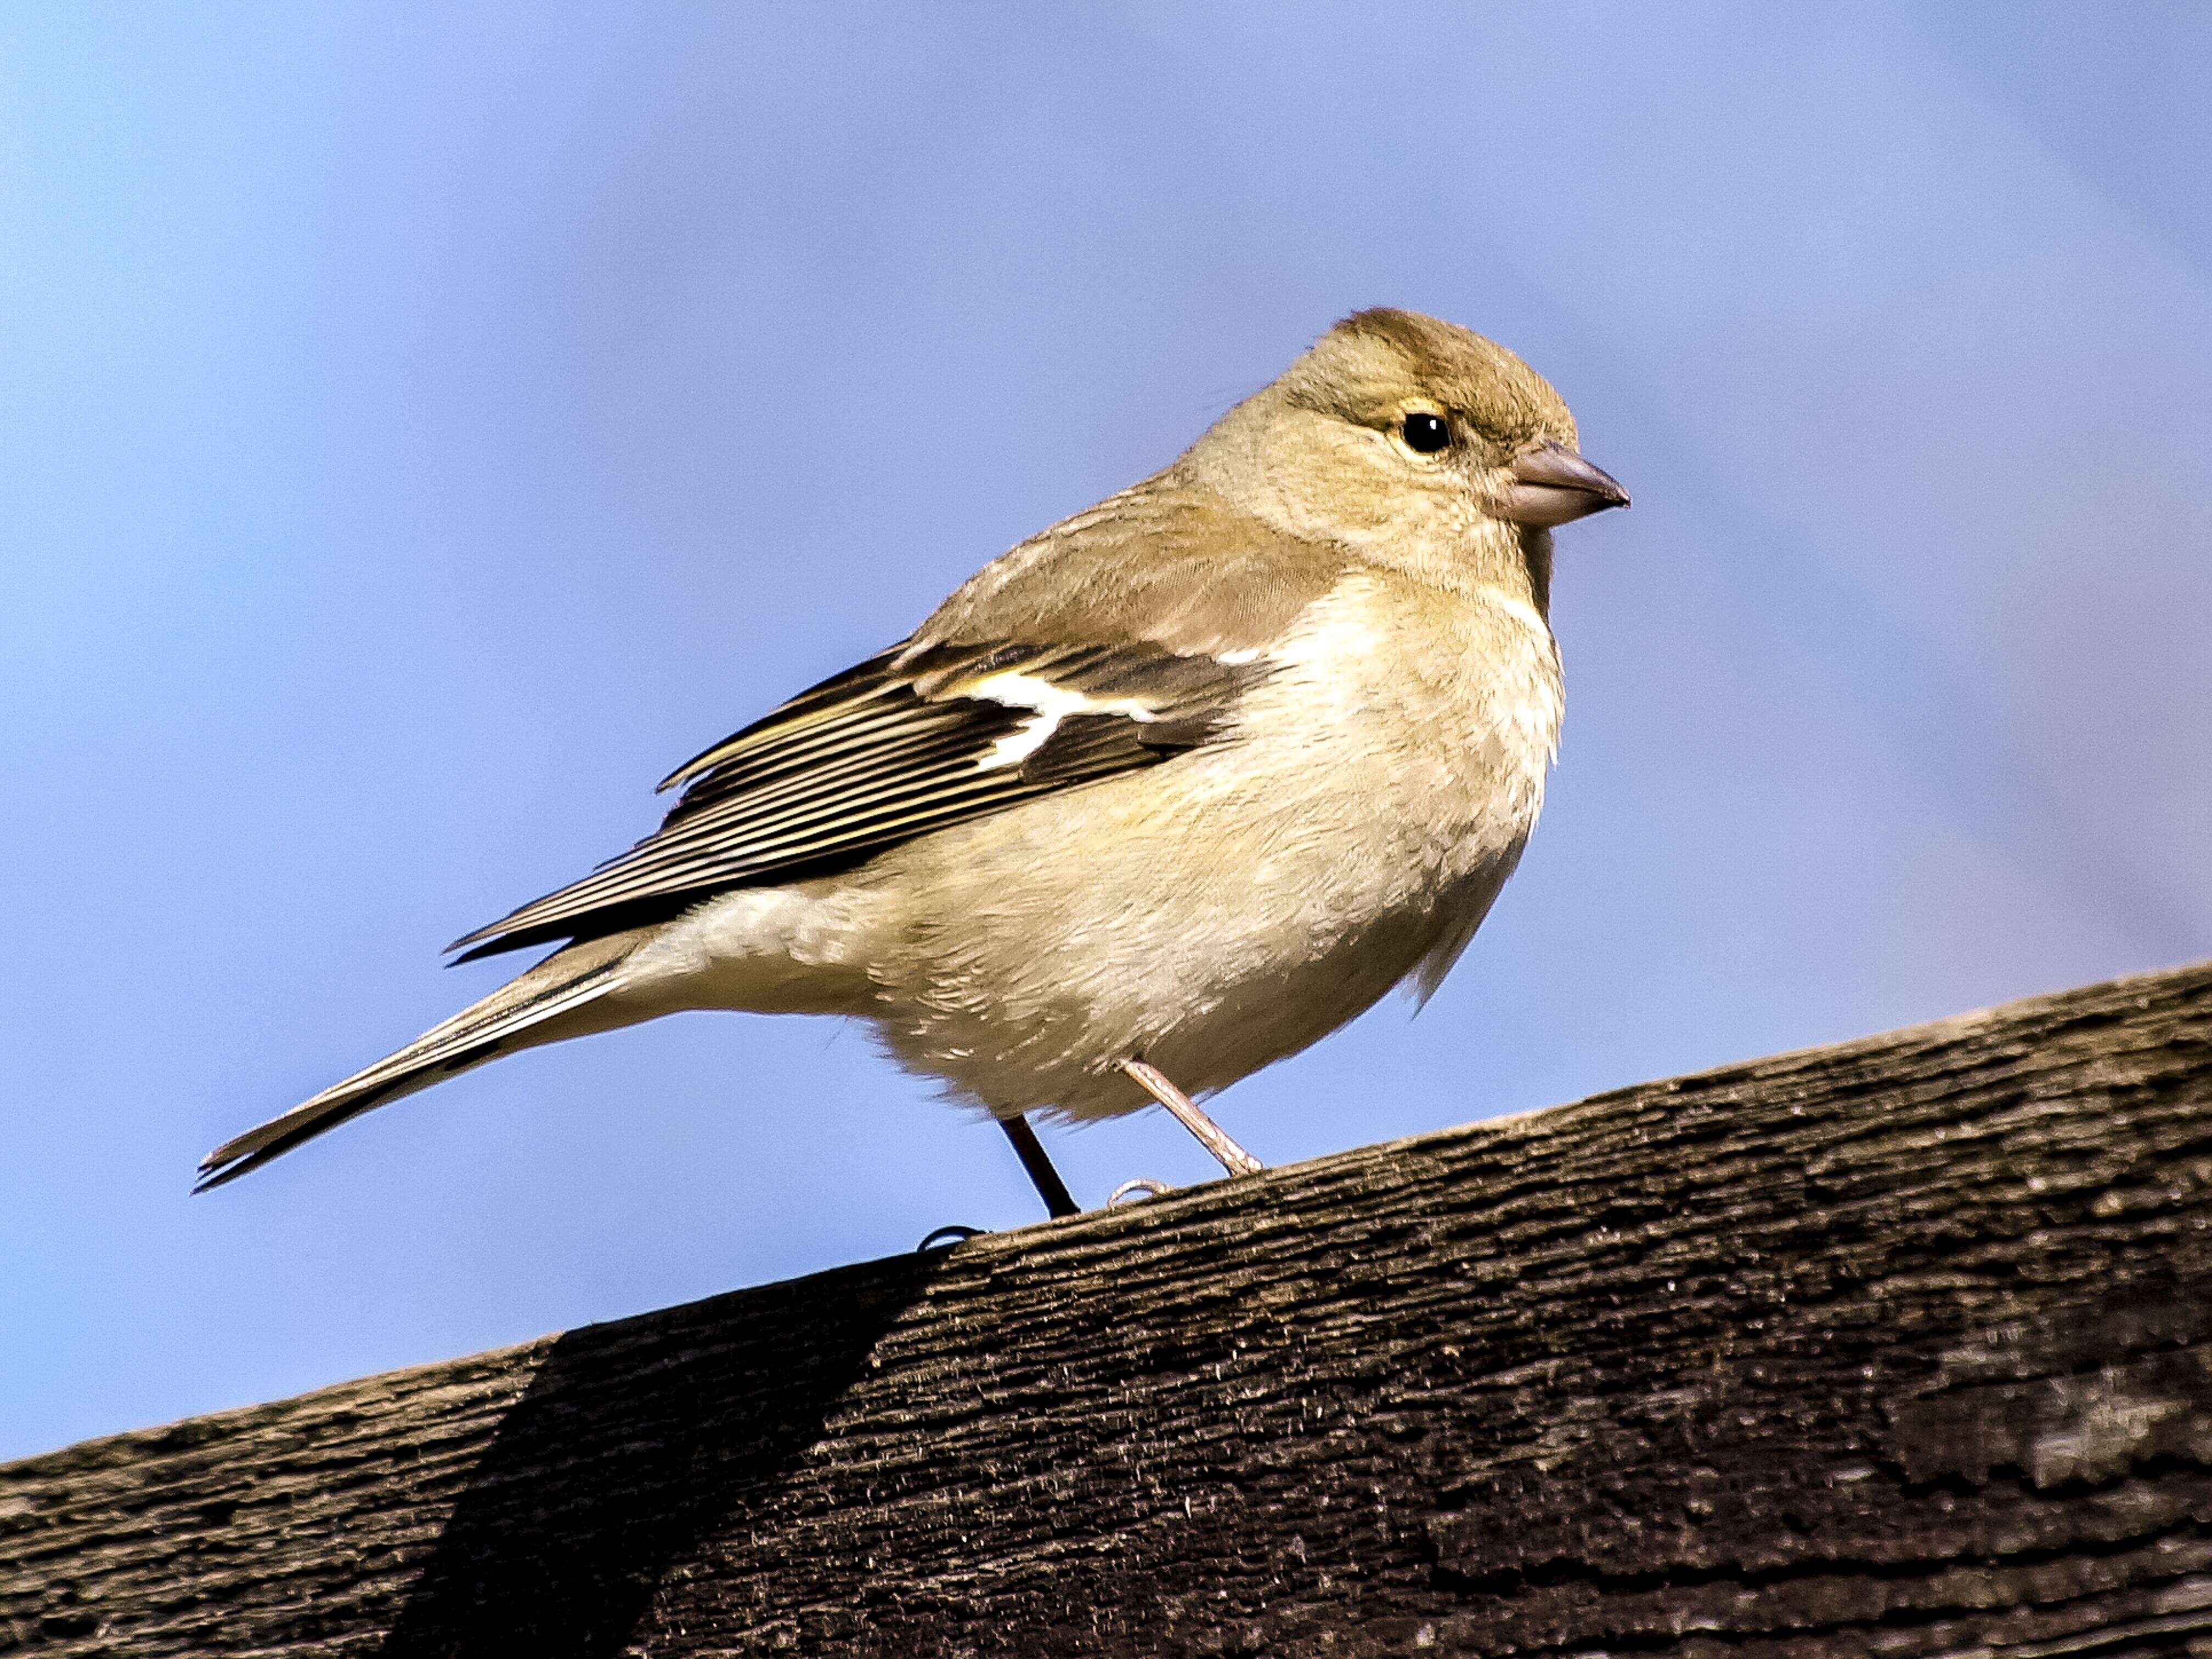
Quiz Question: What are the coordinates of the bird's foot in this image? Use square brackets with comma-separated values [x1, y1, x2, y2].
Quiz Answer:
[916, 1224, 985, 1251]
[1108, 1177, 1175, 1207]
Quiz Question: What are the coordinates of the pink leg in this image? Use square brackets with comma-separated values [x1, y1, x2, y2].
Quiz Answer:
[1119, 1059, 1263, 1177]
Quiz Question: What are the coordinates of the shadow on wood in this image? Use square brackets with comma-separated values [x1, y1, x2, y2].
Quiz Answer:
[379, 1252, 945, 1658]
[4, 961, 2211, 1656]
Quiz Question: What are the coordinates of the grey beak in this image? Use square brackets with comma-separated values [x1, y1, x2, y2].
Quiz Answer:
[1501, 440, 1630, 528]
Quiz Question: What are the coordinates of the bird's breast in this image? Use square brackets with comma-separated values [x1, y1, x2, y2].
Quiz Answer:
[1245, 571, 1563, 875]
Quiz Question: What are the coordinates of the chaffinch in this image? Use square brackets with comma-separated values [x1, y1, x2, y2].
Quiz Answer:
[199, 308, 1627, 1216]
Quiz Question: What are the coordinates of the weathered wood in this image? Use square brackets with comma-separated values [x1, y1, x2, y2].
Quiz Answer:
[6, 962, 2212, 1657]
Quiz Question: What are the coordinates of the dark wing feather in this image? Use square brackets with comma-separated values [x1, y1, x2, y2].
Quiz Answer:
[447, 639, 1260, 961]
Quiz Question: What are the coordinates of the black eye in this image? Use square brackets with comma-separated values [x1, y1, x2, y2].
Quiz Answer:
[1401, 411, 1452, 454]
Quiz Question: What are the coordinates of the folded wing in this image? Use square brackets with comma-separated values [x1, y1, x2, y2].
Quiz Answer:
[447, 639, 1261, 961]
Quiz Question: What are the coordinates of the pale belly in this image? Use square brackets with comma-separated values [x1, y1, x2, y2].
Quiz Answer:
[637, 574, 1560, 1123]
[859, 583, 1558, 1120]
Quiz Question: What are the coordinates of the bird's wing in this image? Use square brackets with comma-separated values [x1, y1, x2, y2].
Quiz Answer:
[911, 466, 1351, 659]
[447, 637, 1265, 960]
[452, 471, 1351, 961]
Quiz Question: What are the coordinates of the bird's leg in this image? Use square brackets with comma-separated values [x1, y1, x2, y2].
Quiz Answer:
[999, 1113, 1081, 1219]
[1119, 1058, 1264, 1177]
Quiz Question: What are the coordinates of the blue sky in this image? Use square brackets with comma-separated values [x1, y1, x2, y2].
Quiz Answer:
[4, 3, 2208, 1461]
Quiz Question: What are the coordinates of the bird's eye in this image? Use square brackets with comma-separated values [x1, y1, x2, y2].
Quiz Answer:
[1401, 411, 1452, 454]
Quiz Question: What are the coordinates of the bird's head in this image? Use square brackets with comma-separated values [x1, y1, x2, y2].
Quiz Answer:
[1188, 308, 1627, 576]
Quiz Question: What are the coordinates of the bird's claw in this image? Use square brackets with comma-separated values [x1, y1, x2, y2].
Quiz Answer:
[916, 1224, 986, 1252]
[1108, 1178, 1175, 1207]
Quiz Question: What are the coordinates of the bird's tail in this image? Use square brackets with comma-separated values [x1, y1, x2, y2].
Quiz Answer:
[195, 932, 644, 1192]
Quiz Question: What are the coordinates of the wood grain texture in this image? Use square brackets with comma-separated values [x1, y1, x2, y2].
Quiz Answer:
[5, 961, 2212, 1657]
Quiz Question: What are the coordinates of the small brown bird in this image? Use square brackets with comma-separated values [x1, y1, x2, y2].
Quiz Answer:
[199, 308, 1627, 1216]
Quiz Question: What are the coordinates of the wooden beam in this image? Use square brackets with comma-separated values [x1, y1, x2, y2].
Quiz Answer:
[5, 962, 2211, 1656]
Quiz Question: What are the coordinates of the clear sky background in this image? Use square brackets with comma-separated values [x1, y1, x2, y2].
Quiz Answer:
[5, 4, 2208, 1462]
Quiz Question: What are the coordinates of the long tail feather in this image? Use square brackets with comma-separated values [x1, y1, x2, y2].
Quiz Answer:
[196, 938, 637, 1192]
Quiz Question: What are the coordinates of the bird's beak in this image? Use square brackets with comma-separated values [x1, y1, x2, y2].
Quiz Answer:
[1500, 440, 1630, 527]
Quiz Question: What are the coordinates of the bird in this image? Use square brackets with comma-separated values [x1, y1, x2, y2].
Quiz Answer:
[197, 307, 1627, 1217]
